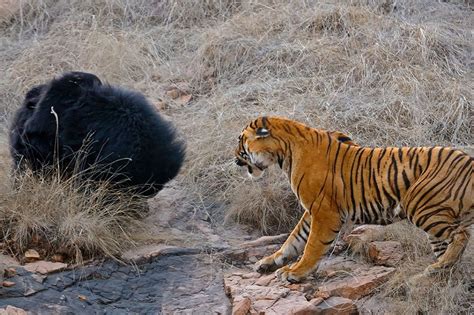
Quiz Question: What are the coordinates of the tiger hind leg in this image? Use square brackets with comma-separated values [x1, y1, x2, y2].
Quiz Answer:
[255, 210, 311, 273]
[424, 226, 470, 275]
[428, 234, 449, 259]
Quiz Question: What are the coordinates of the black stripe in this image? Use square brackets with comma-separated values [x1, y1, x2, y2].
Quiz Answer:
[408, 147, 416, 169]
[369, 202, 379, 223]
[333, 141, 343, 173]
[434, 225, 452, 238]
[423, 221, 447, 233]
[294, 232, 304, 242]
[320, 239, 334, 246]
[349, 148, 364, 220]
[372, 171, 384, 209]
[339, 146, 351, 191]
[425, 147, 435, 170]
[453, 158, 472, 199]
[296, 174, 306, 200]
[294, 126, 306, 140]
[326, 131, 332, 155]
[302, 220, 311, 235]
[414, 151, 420, 177]
[354, 149, 365, 185]
[413, 155, 466, 211]
[291, 244, 299, 254]
[287, 146, 293, 180]
[415, 207, 450, 227]
[382, 185, 397, 209]
[402, 170, 410, 191]
[298, 230, 308, 241]
[377, 148, 387, 172]
[392, 155, 400, 200]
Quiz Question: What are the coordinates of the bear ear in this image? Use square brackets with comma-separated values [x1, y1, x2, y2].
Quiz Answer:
[256, 128, 270, 138]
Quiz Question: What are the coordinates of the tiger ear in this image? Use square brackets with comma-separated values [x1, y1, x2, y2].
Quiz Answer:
[256, 128, 270, 138]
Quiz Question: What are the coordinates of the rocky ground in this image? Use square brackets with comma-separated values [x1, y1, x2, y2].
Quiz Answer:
[0, 188, 464, 314]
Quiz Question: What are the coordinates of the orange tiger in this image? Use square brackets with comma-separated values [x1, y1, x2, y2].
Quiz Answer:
[234, 116, 473, 283]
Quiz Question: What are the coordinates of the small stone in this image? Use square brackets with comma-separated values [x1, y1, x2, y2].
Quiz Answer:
[0, 305, 27, 315]
[312, 296, 358, 314]
[166, 88, 180, 99]
[241, 272, 261, 279]
[309, 297, 324, 306]
[254, 274, 275, 286]
[78, 295, 87, 301]
[232, 297, 251, 315]
[2, 280, 15, 287]
[292, 303, 319, 315]
[314, 291, 331, 299]
[3, 268, 16, 278]
[24, 261, 67, 275]
[176, 94, 192, 105]
[343, 225, 385, 245]
[287, 283, 303, 291]
[367, 241, 404, 266]
[50, 254, 65, 263]
[24, 249, 40, 262]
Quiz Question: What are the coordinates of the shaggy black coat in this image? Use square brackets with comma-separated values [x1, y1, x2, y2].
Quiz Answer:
[9, 71, 185, 197]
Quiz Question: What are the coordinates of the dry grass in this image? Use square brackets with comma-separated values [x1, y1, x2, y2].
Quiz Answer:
[0, 143, 143, 263]
[367, 223, 473, 314]
[0, 0, 472, 311]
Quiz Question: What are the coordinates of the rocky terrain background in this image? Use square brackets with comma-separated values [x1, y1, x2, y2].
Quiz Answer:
[1, 185, 472, 314]
[0, 0, 472, 314]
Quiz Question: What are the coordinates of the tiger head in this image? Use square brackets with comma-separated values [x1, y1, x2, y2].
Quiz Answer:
[234, 116, 357, 178]
[235, 117, 282, 178]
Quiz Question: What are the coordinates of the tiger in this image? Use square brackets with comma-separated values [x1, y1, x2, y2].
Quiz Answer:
[234, 116, 473, 283]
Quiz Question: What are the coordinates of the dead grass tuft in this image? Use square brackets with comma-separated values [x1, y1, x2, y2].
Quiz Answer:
[0, 137, 142, 264]
[224, 168, 303, 234]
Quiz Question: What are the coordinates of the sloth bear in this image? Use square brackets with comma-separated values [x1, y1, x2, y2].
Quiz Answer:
[9, 71, 185, 197]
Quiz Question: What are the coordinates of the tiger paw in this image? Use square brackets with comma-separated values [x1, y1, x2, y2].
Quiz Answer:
[275, 265, 304, 283]
[254, 256, 279, 273]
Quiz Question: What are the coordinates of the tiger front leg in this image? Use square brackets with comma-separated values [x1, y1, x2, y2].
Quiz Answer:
[254, 211, 311, 273]
[276, 209, 341, 283]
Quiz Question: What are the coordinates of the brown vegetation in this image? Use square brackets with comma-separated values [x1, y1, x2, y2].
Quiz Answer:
[0, 0, 472, 313]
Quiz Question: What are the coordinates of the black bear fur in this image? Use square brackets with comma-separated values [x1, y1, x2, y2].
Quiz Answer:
[9, 71, 185, 197]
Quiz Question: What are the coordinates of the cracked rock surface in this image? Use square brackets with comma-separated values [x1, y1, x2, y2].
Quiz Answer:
[0, 251, 230, 314]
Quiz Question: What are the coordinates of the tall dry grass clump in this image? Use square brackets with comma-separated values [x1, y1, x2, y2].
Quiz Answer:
[0, 163, 142, 263]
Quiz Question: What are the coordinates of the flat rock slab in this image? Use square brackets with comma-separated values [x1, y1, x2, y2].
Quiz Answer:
[23, 261, 68, 275]
[0, 252, 230, 314]
[224, 255, 397, 314]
